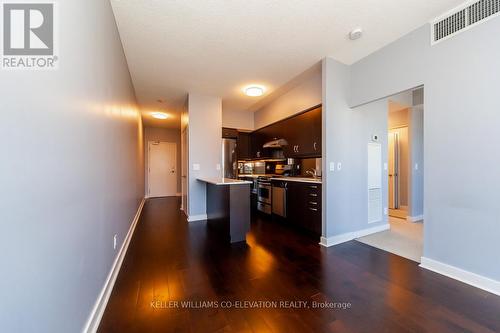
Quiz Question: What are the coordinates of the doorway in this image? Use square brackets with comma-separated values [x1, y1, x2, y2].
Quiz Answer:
[357, 88, 424, 263]
[147, 141, 177, 198]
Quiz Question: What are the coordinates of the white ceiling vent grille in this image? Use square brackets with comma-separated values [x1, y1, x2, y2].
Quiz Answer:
[432, 0, 500, 44]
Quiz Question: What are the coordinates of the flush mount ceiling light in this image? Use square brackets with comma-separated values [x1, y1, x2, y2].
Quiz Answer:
[244, 86, 265, 97]
[152, 112, 169, 120]
[349, 28, 363, 40]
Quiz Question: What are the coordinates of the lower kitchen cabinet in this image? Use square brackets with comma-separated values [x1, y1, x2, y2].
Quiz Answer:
[274, 181, 322, 236]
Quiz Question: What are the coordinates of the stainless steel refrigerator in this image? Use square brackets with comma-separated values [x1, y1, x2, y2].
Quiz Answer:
[222, 138, 237, 179]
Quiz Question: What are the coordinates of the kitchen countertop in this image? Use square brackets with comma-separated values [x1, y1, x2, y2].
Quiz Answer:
[197, 177, 253, 186]
[270, 176, 322, 184]
[237, 174, 279, 178]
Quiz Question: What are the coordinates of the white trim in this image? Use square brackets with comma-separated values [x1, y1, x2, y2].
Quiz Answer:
[82, 198, 146, 333]
[146, 194, 178, 199]
[187, 214, 207, 222]
[407, 215, 424, 222]
[420, 257, 500, 296]
[319, 224, 390, 247]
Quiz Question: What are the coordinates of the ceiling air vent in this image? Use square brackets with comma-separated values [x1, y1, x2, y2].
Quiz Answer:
[432, 0, 500, 44]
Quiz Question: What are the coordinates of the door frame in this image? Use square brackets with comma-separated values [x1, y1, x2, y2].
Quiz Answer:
[147, 140, 177, 198]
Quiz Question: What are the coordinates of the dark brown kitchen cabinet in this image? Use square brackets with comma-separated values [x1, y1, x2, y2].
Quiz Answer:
[236, 132, 251, 160]
[311, 106, 322, 154]
[250, 129, 267, 158]
[283, 181, 322, 236]
[229, 104, 322, 159]
[222, 127, 238, 139]
[283, 106, 321, 158]
[250, 127, 276, 159]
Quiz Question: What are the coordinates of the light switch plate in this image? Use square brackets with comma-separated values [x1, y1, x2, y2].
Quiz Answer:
[216, 164, 221, 170]
[384, 163, 388, 171]
[329, 162, 335, 172]
[415, 163, 419, 170]
[384, 207, 388, 215]
[193, 163, 200, 171]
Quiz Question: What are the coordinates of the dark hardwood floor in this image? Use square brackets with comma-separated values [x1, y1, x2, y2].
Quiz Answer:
[98, 197, 500, 333]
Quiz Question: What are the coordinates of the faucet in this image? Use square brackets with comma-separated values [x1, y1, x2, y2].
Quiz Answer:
[305, 169, 317, 178]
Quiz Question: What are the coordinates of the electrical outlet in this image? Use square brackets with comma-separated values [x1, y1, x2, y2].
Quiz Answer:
[193, 163, 200, 171]
[113, 234, 117, 250]
[384, 163, 388, 171]
[337, 162, 342, 171]
[384, 207, 388, 215]
[216, 164, 221, 170]
[415, 163, 419, 170]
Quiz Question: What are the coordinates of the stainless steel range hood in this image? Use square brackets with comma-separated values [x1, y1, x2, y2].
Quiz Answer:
[263, 138, 288, 148]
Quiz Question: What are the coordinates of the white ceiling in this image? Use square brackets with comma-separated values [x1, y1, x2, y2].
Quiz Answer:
[111, 0, 463, 127]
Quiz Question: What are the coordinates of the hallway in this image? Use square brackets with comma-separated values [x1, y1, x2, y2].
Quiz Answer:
[98, 198, 500, 333]
[357, 217, 423, 262]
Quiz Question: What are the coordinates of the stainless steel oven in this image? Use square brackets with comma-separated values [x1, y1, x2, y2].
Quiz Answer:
[257, 177, 272, 214]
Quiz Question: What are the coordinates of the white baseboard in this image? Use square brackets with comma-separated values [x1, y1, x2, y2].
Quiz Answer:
[82, 198, 146, 333]
[319, 224, 390, 247]
[187, 214, 207, 222]
[146, 194, 178, 199]
[407, 215, 424, 222]
[420, 257, 500, 296]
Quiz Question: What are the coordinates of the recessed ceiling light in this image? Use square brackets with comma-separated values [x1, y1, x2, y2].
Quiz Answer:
[152, 112, 169, 119]
[349, 28, 363, 40]
[244, 86, 265, 97]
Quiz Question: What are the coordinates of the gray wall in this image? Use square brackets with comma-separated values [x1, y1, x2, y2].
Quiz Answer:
[409, 105, 424, 217]
[222, 109, 254, 130]
[187, 94, 222, 218]
[322, 58, 389, 239]
[350, 20, 500, 280]
[389, 108, 409, 128]
[254, 67, 322, 129]
[144, 127, 182, 194]
[0, 0, 143, 332]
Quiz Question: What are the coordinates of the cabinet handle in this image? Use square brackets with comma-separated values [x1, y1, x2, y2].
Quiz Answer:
[309, 186, 318, 189]
[309, 193, 318, 197]
[296, 145, 300, 152]
[314, 142, 317, 150]
[309, 208, 318, 212]
[309, 202, 318, 205]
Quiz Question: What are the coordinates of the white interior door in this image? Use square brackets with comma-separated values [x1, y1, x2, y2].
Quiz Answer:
[148, 141, 177, 197]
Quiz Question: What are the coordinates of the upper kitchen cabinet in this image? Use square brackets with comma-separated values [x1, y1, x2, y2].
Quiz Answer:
[222, 127, 239, 139]
[236, 131, 251, 160]
[311, 106, 322, 154]
[283, 106, 322, 158]
[250, 128, 271, 159]
[237, 104, 322, 159]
